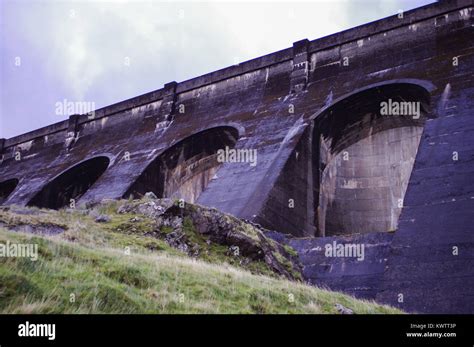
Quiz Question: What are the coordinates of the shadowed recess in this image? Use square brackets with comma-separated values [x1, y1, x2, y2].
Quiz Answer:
[314, 83, 431, 236]
[124, 126, 239, 203]
[27, 156, 110, 209]
[0, 178, 19, 205]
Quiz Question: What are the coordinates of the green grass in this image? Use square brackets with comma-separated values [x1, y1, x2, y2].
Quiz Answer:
[0, 204, 402, 314]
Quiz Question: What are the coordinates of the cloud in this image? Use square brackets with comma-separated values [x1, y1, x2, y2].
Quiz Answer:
[0, 0, 435, 138]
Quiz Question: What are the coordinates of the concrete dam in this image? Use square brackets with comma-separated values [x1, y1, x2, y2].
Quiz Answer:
[0, 0, 473, 313]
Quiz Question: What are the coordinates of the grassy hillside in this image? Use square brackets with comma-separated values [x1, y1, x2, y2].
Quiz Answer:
[0, 200, 401, 314]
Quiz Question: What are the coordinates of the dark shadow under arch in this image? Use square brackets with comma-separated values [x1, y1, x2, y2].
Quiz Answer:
[28, 156, 110, 209]
[124, 126, 239, 203]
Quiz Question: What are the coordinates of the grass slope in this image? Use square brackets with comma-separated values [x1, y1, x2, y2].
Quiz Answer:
[0, 203, 401, 314]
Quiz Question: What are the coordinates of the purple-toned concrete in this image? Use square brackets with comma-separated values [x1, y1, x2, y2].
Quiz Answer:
[1, 0, 473, 313]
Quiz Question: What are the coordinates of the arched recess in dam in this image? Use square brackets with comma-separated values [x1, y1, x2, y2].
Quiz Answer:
[124, 126, 239, 203]
[314, 83, 430, 236]
[0, 178, 19, 205]
[28, 156, 110, 209]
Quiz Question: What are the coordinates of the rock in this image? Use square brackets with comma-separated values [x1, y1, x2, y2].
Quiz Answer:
[159, 202, 303, 280]
[144, 192, 158, 199]
[117, 199, 173, 218]
[117, 205, 128, 214]
[165, 230, 188, 253]
[335, 303, 354, 314]
[170, 216, 183, 230]
[95, 215, 111, 223]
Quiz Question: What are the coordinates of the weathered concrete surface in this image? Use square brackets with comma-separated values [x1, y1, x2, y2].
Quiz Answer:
[319, 126, 423, 236]
[123, 126, 239, 202]
[267, 231, 393, 300]
[1, 0, 473, 313]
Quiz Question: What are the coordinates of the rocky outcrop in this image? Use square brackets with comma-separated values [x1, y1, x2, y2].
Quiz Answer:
[116, 198, 302, 281]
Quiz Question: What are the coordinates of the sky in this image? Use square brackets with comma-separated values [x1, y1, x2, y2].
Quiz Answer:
[0, 0, 435, 139]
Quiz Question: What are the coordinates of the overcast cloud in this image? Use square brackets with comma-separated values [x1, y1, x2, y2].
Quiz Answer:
[0, 0, 434, 138]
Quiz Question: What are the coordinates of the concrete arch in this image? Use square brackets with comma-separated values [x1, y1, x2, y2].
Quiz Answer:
[309, 78, 436, 122]
[258, 81, 432, 237]
[124, 126, 240, 202]
[27, 156, 111, 209]
[313, 82, 431, 236]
